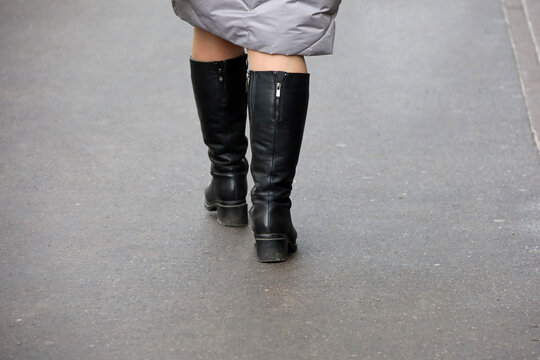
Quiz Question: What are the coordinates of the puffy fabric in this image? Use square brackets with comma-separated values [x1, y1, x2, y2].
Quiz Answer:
[171, 0, 342, 56]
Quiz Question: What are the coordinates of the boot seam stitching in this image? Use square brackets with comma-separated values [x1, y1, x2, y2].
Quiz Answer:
[268, 114, 278, 230]
[222, 63, 237, 200]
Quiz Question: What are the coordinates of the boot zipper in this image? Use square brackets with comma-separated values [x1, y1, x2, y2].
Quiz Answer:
[215, 61, 226, 102]
[247, 72, 253, 119]
[215, 62, 224, 83]
[275, 82, 281, 122]
[274, 72, 287, 122]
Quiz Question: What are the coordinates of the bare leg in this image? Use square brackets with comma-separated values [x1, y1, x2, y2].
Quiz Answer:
[247, 49, 307, 73]
[192, 27, 306, 71]
[191, 27, 245, 62]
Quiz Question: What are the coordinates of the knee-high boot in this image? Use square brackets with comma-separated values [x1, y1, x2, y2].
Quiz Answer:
[247, 70, 310, 262]
[190, 54, 249, 226]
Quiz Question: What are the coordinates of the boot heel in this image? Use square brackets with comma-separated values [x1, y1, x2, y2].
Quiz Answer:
[216, 204, 248, 227]
[255, 235, 289, 262]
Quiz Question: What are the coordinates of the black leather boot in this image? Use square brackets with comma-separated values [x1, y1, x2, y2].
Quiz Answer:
[247, 70, 310, 262]
[190, 54, 249, 226]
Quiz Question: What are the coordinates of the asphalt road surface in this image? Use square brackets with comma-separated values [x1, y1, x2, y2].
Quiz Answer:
[1, 0, 539, 359]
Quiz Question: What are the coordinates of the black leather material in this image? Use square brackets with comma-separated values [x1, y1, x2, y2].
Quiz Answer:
[248, 70, 310, 244]
[190, 54, 249, 207]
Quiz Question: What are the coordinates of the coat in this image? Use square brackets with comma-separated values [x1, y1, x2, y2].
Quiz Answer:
[171, 0, 342, 56]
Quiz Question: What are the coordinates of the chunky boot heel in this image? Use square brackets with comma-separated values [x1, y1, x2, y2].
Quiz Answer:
[255, 234, 289, 262]
[217, 203, 248, 227]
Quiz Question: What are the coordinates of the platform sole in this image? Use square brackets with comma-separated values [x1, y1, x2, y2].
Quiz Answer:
[254, 234, 297, 263]
[205, 202, 248, 227]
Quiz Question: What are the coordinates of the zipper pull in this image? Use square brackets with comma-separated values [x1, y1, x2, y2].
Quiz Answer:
[215, 62, 224, 83]
[246, 72, 250, 92]
[276, 83, 281, 98]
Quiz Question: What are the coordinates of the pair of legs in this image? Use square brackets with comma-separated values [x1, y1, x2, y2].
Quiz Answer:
[190, 27, 309, 262]
[191, 27, 307, 73]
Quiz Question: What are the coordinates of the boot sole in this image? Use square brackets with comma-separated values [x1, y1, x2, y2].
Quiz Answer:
[254, 234, 297, 263]
[205, 202, 248, 227]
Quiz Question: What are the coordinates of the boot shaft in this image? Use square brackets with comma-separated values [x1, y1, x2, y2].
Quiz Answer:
[248, 70, 310, 202]
[190, 54, 249, 176]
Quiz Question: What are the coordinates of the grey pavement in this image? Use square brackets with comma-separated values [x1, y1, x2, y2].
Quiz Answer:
[504, 0, 540, 155]
[1, 0, 539, 359]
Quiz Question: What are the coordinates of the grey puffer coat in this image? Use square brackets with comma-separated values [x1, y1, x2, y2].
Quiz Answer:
[171, 0, 342, 56]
